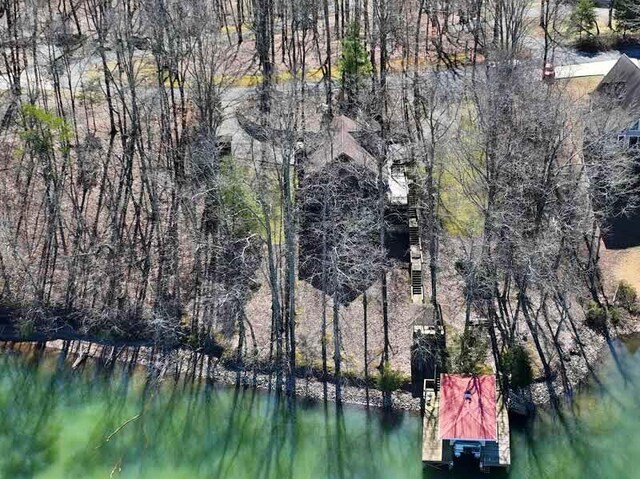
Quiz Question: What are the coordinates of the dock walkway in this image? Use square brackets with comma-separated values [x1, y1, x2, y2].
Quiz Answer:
[421, 382, 443, 464]
[496, 391, 511, 466]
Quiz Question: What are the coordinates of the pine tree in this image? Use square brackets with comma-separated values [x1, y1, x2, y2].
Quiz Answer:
[570, 0, 598, 38]
[338, 23, 372, 116]
[615, 0, 640, 35]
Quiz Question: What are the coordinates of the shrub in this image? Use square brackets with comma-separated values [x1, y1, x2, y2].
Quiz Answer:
[16, 316, 35, 339]
[585, 301, 607, 332]
[343, 369, 367, 386]
[15, 305, 46, 339]
[585, 301, 623, 331]
[616, 280, 638, 312]
[573, 32, 634, 53]
[610, 306, 623, 326]
[501, 344, 533, 389]
[376, 364, 407, 393]
[453, 327, 489, 375]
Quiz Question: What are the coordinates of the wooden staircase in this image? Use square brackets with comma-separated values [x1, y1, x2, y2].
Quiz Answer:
[408, 186, 424, 303]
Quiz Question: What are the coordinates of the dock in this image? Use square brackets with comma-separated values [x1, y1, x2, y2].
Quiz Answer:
[496, 391, 511, 467]
[421, 381, 444, 464]
[421, 374, 511, 471]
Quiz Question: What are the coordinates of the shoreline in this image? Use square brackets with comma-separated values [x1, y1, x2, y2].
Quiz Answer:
[513, 318, 640, 412]
[0, 337, 422, 413]
[2, 314, 638, 415]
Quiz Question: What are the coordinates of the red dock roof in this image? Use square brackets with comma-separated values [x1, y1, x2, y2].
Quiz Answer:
[439, 374, 497, 441]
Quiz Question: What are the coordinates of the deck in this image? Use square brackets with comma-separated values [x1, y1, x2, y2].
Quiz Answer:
[496, 391, 511, 466]
[421, 382, 443, 464]
[482, 388, 511, 468]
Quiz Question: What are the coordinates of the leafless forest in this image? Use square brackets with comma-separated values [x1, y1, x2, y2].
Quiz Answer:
[0, 0, 638, 404]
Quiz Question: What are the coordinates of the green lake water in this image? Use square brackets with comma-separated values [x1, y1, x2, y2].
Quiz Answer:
[1, 337, 639, 479]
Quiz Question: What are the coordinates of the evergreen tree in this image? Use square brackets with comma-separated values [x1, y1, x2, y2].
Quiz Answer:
[615, 0, 640, 34]
[570, 0, 599, 38]
[338, 23, 372, 116]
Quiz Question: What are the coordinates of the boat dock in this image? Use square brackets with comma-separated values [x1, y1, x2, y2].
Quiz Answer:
[421, 375, 511, 471]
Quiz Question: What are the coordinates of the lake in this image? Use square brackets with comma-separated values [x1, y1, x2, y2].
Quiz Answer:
[1, 337, 639, 479]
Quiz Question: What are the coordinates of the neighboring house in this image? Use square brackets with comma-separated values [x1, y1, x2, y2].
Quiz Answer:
[594, 55, 640, 249]
[595, 54, 640, 147]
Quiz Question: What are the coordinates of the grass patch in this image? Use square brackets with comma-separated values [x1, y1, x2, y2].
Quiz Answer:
[439, 171, 482, 236]
[218, 156, 285, 243]
[560, 75, 603, 99]
[438, 167, 483, 237]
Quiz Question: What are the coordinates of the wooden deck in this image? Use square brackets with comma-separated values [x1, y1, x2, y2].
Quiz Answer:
[421, 383, 443, 464]
[481, 388, 511, 469]
[496, 391, 511, 466]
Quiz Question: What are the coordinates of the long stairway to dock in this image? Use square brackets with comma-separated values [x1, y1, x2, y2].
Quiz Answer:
[408, 185, 424, 304]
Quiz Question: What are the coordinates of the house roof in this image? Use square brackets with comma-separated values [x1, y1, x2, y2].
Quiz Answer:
[236, 111, 319, 145]
[305, 115, 379, 175]
[596, 55, 640, 114]
[439, 374, 497, 441]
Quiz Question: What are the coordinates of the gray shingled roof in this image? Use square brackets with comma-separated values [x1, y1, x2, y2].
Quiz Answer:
[596, 54, 640, 114]
[236, 111, 320, 145]
[236, 112, 382, 175]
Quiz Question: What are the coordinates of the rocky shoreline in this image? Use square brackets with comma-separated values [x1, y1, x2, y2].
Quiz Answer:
[1, 338, 423, 413]
[3, 314, 638, 415]
[513, 319, 640, 412]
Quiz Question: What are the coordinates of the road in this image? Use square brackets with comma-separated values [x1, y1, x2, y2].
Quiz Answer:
[2, 5, 639, 113]
[555, 57, 640, 79]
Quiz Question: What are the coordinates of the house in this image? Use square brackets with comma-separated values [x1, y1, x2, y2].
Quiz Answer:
[304, 115, 378, 175]
[233, 112, 410, 206]
[235, 111, 421, 297]
[302, 115, 409, 206]
[593, 55, 640, 249]
[422, 374, 511, 472]
[595, 54, 640, 147]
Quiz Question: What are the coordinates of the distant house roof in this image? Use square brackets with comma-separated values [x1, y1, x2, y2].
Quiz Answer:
[236, 111, 271, 142]
[236, 111, 319, 145]
[305, 115, 379, 175]
[596, 55, 640, 114]
[439, 374, 497, 441]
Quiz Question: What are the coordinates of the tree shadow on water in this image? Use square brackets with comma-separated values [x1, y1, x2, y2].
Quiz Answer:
[0, 350, 60, 479]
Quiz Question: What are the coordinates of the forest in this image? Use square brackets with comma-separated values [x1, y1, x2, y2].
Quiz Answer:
[0, 0, 639, 407]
